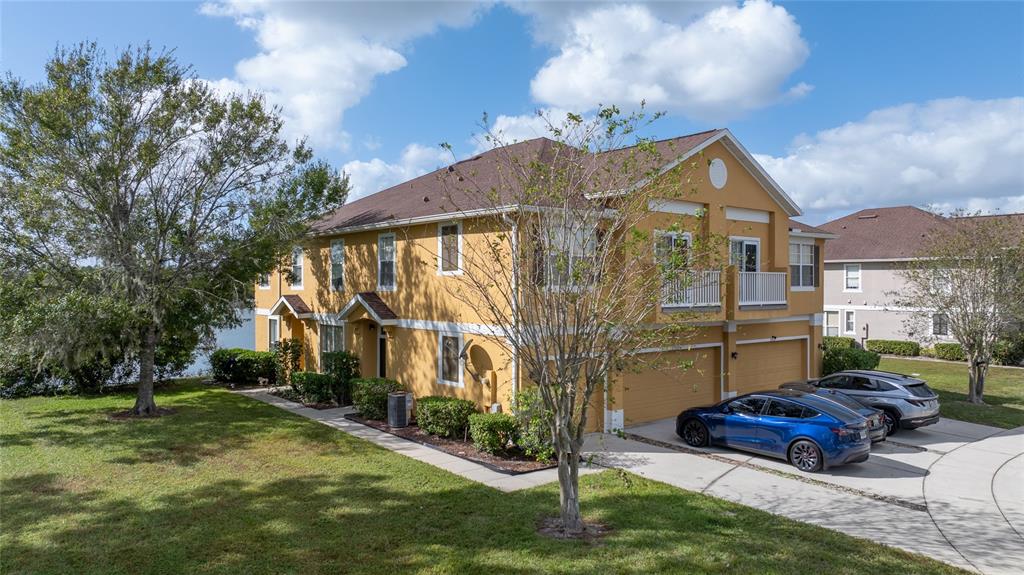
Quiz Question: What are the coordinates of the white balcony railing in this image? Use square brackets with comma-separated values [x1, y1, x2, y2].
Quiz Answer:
[739, 271, 788, 306]
[662, 270, 721, 308]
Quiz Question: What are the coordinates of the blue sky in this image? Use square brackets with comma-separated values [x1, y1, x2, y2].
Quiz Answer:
[3, 1, 1022, 223]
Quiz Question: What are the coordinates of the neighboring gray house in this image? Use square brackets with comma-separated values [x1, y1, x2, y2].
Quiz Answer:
[818, 206, 978, 345]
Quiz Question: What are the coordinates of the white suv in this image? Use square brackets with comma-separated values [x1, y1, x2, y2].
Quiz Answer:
[808, 370, 940, 435]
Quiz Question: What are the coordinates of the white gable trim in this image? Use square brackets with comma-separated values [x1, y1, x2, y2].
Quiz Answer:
[338, 294, 398, 326]
[268, 296, 314, 319]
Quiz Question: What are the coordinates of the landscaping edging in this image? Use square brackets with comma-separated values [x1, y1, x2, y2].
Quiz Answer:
[345, 413, 557, 476]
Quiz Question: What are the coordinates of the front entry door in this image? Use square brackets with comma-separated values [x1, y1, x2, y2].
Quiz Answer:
[377, 329, 387, 378]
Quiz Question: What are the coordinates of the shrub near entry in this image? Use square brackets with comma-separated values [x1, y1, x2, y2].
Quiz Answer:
[415, 396, 477, 438]
[351, 378, 403, 420]
[823, 347, 881, 376]
[290, 372, 334, 404]
[469, 412, 519, 455]
[823, 336, 856, 351]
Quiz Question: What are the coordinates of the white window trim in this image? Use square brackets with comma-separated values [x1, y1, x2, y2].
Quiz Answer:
[437, 332, 464, 387]
[789, 239, 816, 292]
[257, 273, 271, 290]
[377, 232, 396, 292]
[290, 247, 304, 290]
[654, 230, 693, 261]
[542, 220, 599, 293]
[330, 238, 345, 292]
[729, 236, 761, 272]
[843, 310, 856, 335]
[824, 311, 840, 337]
[436, 222, 463, 276]
[843, 263, 862, 293]
[268, 315, 281, 348]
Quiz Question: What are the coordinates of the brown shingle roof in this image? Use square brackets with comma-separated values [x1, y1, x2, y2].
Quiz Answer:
[787, 218, 833, 236]
[357, 292, 397, 320]
[281, 294, 312, 315]
[819, 207, 1024, 261]
[311, 130, 726, 235]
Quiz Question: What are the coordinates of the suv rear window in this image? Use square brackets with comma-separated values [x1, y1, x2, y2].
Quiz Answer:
[905, 383, 936, 398]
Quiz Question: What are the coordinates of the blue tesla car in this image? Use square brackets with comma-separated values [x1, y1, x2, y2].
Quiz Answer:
[675, 389, 871, 472]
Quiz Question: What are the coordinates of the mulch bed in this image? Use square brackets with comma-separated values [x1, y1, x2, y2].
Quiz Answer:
[346, 414, 556, 475]
[536, 517, 611, 543]
[269, 389, 342, 410]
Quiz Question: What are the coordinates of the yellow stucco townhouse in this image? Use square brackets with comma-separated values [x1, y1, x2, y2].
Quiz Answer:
[254, 129, 837, 432]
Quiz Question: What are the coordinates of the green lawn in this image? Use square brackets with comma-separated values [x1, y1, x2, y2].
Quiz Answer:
[878, 358, 1024, 429]
[1, 382, 964, 575]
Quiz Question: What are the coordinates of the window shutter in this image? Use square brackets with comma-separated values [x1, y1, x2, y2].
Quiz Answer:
[813, 244, 821, 287]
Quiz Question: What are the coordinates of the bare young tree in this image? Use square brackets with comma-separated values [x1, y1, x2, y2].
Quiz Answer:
[437, 108, 724, 535]
[895, 211, 1024, 404]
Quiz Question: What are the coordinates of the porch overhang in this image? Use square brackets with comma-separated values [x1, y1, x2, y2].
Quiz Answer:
[269, 295, 315, 319]
[339, 292, 399, 326]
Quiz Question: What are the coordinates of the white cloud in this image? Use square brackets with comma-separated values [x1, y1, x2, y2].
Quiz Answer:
[528, 0, 810, 121]
[200, 0, 485, 151]
[469, 108, 579, 152]
[754, 97, 1024, 223]
[342, 143, 451, 200]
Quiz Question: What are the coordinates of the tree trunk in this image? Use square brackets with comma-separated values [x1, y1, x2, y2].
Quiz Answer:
[132, 325, 159, 415]
[969, 361, 987, 405]
[556, 441, 583, 533]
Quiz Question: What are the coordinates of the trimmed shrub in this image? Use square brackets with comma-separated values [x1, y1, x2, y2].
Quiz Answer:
[920, 347, 936, 358]
[510, 387, 555, 462]
[993, 335, 1024, 367]
[415, 396, 477, 438]
[823, 347, 880, 376]
[934, 343, 966, 362]
[210, 348, 277, 386]
[865, 339, 921, 357]
[469, 412, 519, 455]
[823, 336, 856, 351]
[291, 372, 334, 404]
[321, 350, 361, 405]
[351, 377, 403, 420]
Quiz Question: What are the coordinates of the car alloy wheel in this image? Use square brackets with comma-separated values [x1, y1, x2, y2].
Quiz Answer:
[681, 419, 708, 447]
[790, 440, 822, 472]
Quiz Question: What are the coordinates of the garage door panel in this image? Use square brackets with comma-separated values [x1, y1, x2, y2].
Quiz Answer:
[623, 350, 718, 426]
[733, 340, 805, 396]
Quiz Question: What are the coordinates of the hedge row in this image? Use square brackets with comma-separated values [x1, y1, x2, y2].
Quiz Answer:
[822, 346, 880, 376]
[934, 343, 967, 362]
[822, 336, 856, 351]
[865, 339, 921, 357]
[210, 348, 277, 386]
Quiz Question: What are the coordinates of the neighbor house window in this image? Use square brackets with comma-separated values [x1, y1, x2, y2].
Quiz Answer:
[438, 333, 462, 386]
[789, 242, 818, 289]
[268, 317, 280, 349]
[378, 233, 396, 291]
[290, 247, 304, 289]
[844, 264, 861, 291]
[330, 239, 345, 291]
[932, 313, 949, 336]
[438, 223, 461, 275]
[319, 323, 344, 370]
[844, 311, 856, 334]
[824, 311, 839, 337]
[258, 273, 270, 289]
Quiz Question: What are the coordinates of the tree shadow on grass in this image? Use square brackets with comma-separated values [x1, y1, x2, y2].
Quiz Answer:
[1, 382, 373, 466]
[1, 469, 963, 575]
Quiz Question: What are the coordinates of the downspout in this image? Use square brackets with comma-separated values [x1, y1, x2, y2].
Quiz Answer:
[510, 218, 520, 397]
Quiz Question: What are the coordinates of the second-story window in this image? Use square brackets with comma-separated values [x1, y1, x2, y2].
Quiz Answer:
[730, 238, 759, 272]
[378, 233, 396, 291]
[257, 273, 270, 289]
[330, 239, 344, 291]
[438, 223, 461, 275]
[789, 242, 819, 288]
[290, 247, 303, 289]
[932, 313, 949, 336]
[844, 264, 861, 292]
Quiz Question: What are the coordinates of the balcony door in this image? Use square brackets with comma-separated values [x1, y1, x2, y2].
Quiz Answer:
[730, 238, 760, 272]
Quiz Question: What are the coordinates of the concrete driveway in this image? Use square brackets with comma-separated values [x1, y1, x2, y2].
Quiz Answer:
[584, 418, 1024, 574]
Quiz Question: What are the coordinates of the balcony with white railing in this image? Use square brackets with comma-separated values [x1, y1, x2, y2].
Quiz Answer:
[662, 270, 721, 309]
[738, 271, 788, 306]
